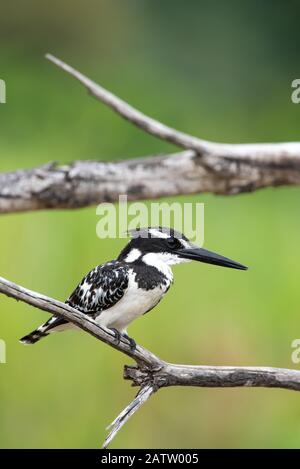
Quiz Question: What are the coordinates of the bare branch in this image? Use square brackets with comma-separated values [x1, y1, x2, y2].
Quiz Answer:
[45, 54, 213, 154]
[102, 385, 155, 449]
[2, 147, 300, 213]
[0, 275, 161, 368]
[45, 54, 300, 164]
[0, 55, 300, 214]
[1, 274, 300, 447]
[124, 364, 300, 392]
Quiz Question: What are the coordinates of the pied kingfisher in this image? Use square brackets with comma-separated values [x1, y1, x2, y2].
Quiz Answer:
[20, 227, 247, 349]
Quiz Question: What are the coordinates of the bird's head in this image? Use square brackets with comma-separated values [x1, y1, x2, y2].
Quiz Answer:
[118, 227, 247, 270]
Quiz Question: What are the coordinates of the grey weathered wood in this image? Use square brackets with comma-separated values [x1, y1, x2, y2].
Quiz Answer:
[102, 385, 155, 449]
[2, 145, 300, 213]
[1, 55, 300, 214]
[1, 274, 300, 447]
[45, 54, 300, 163]
[124, 364, 300, 392]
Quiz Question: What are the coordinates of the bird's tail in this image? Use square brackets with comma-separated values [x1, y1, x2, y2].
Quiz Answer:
[20, 328, 49, 345]
[20, 316, 66, 345]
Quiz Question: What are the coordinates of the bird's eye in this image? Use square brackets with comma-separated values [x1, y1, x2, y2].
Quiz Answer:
[166, 237, 180, 249]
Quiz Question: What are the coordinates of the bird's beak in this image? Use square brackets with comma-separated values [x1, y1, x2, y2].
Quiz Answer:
[176, 246, 248, 270]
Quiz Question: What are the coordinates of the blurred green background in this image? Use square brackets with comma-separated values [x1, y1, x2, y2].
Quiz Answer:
[1, 0, 300, 448]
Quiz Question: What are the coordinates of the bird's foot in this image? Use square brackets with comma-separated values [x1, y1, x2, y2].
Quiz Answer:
[109, 328, 121, 345]
[123, 333, 137, 351]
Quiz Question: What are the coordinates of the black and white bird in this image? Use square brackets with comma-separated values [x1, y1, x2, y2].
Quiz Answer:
[20, 227, 247, 349]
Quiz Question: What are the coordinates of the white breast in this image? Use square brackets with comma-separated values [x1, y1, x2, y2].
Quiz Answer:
[96, 270, 169, 332]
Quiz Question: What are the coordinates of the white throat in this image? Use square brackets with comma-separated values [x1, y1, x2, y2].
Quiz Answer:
[142, 252, 190, 282]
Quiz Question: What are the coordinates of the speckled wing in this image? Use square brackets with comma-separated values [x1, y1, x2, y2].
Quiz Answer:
[66, 261, 129, 315]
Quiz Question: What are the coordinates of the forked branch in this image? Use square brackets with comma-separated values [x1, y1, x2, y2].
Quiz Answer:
[0, 55, 300, 214]
[0, 275, 300, 447]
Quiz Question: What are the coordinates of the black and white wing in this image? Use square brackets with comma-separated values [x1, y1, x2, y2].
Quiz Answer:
[19, 261, 130, 344]
[66, 261, 129, 315]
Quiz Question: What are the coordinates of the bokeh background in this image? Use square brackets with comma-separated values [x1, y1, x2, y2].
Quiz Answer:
[1, 0, 300, 448]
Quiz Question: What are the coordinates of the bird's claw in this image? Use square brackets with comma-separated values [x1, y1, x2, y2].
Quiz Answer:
[110, 328, 121, 345]
[109, 329, 136, 351]
[123, 333, 137, 351]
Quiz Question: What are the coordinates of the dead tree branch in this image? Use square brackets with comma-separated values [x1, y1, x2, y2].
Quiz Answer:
[1, 275, 300, 447]
[0, 55, 300, 214]
[45, 54, 213, 153]
[45, 54, 300, 163]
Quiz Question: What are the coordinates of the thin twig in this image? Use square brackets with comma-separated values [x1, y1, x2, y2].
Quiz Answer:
[45, 53, 300, 164]
[102, 385, 155, 449]
[45, 54, 213, 153]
